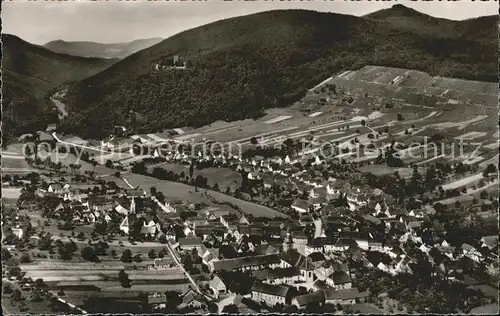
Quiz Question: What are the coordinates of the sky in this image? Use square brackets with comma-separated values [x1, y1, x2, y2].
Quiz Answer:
[2, 0, 498, 45]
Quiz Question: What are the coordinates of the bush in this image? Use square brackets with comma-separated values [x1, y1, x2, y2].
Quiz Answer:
[121, 249, 133, 263]
[20, 253, 32, 263]
[81, 246, 96, 262]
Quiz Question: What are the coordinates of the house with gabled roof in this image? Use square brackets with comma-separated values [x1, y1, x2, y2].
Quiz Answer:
[292, 290, 325, 310]
[480, 235, 499, 250]
[324, 287, 369, 305]
[178, 287, 204, 310]
[120, 217, 130, 235]
[291, 199, 310, 213]
[326, 271, 352, 290]
[209, 254, 281, 273]
[252, 267, 303, 285]
[251, 283, 291, 307]
[147, 293, 167, 310]
[178, 237, 203, 251]
[48, 183, 63, 194]
[209, 275, 227, 299]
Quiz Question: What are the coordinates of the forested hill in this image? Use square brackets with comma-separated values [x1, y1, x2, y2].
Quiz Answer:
[61, 7, 497, 139]
[1, 34, 117, 144]
[44, 37, 164, 59]
[365, 4, 497, 42]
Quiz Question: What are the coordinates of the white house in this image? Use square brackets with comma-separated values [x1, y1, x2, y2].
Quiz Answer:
[12, 227, 23, 239]
[120, 217, 130, 235]
[291, 199, 309, 213]
[209, 275, 227, 299]
[48, 183, 63, 194]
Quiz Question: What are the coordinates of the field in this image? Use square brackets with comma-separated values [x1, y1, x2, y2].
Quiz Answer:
[2, 187, 22, 204]
[436, 179, 498, 205]
[2, 143, 37, 174]
[78, 63, 496, 176]
[147, 163, 241, 191]
[16, 258, 191, 312]
[36, 66, 497, 219]
[101, 171, 286, 218]
[357, 165, 414, 178]
[441, 173, 484, 190]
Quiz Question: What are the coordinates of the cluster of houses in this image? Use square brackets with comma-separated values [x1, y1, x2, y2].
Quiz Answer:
[7, 149, 497, 314]
[168, 191, 498, 311]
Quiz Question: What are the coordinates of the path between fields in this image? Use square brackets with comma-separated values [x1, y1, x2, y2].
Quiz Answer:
[52, 132, 108, 153]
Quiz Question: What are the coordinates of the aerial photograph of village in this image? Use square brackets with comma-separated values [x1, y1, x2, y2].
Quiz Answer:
[1, 0, 499, 314]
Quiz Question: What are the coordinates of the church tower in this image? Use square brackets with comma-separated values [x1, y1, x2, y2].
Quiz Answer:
[130, 197, 136, 214]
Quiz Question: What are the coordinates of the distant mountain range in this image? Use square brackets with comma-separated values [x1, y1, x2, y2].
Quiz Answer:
[43, 37, 164, 59]
[1, 34, 116, 143]
[2, 5, 497, 143]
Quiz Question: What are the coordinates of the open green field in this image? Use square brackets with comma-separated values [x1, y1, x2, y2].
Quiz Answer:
[148, 163, 241, 191]
[101, 171, 286, 218]
[2, 145, 37, 174]
[357, 164, 414, 178]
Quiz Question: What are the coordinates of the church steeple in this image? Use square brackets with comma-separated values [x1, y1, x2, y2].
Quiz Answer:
[130, 197, 136, 214]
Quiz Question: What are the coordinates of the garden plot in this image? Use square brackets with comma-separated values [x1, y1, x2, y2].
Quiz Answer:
[2, 187, 22, 200]
[462, 156, 484, 165]
[174, 133, 201, 141]
[146, 133, 169, 142]
[309, 112, 323, 117]
[442, 173, 484, 190]
[117, 155, 152, 165]
[415, 154, 446, 166]
[357, 165, 414, 178]
[309, 77, 334, 91]
[129, 135, 152, 143]
[429, 115, 488, 130]
[234, 126, 299, 145]
[479, 154, 499, 168]
[454, 132, 488, 140]
[98, 152, 134, 163]
[265, 115, 293, 124]
[437, 180, 499, 205]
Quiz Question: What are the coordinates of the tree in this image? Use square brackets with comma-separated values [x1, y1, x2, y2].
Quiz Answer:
[485, 163, 497, 174]
[105, 160, 113, 168]
[207, 302, 219, 313]
[2, 247, 13, 262]
[20, 253, 32, 263]
[250, 137, 258, 145]
[150, 186, 157, 196]
[283, 138, 294, 148]
[148, 249, 157, 259]
[121, 249, 133, 263]
[397, 113, 404, 121]
[182, 254, 193, 270]
[114, 171, 121, 178]
[81, 246, 97, 262]
[118, 269, 131, 288]
[361, 119, 366, 126]
[222, 304, 239, 313]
